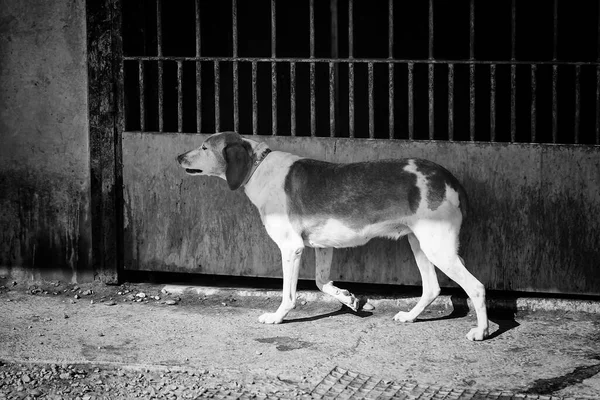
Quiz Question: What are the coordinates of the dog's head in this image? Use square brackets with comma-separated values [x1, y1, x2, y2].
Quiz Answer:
[177, 132, 269, 190]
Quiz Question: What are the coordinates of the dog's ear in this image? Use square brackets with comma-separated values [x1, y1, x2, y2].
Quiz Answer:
[223, 142, 252, 190]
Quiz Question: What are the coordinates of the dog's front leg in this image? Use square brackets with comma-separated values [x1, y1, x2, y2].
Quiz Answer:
[315, 248, 360, 311]
[258, 245, 304, 324]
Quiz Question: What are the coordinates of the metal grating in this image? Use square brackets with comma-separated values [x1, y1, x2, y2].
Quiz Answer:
[310, 366, 582, 400]
[122, 0, 600, 144]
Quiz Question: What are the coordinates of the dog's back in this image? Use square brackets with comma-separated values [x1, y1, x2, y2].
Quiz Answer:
[283, 157, 468, 249]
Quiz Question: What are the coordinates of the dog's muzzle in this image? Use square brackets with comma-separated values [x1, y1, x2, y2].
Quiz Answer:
[177, 154, 203, 175]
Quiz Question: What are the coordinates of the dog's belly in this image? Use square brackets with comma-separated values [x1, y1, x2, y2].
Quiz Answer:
[302, 218, 411, 248]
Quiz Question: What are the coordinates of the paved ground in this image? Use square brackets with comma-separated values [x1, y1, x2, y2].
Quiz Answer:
[0, 279, 599, 399]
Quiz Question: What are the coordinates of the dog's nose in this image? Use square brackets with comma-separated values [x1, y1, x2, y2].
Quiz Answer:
[176, 154, 187, 164]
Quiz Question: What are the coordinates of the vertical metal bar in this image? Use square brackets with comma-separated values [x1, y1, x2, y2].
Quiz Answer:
[214, 61, 220, 132]
[157, 0, 164, 132]
[138, 60, 145, 131]
[511, 0, 516, 61]
[232, 0, 239, 133]
[194, 0, 201, 133]
[490, 64, 496, 142]
[553, 0, 558, 61]
[469, 0, 475, 60]
[348, 0, 354, 59]
[388, 0, 394, 58]
[331, 0, 340, 134]
[329, 62, 335, 137]
[469, 64, 476, 141]
[272, 63, 278, 136]
[310, 0, 316, 137]
[597, 0, 600, 144]
[552, 0, 558, 143]
[348, 0, 354, 138]
[388, 0, 394, 139]
[510, 64, 516, 142]
[271, 0, 276, 58]
[510, 0, 516, 142]
[349, 63, 355, 138]
[290, 62, 296, 137]
[428, 64, 434, 139]
[252, 61, 258, 135]
[530, 65, 537, 143]
[552, 65, 558, 143]
[177, 61, 183, 133]
[574, 65, 580, 144]
[408, 63, 414, 140]
[157, 0, 163, 57]
[469, 0, 475, 141]
[448, 64, 454, 141]
[428, 0, 434, 59]
[368, 62, 374, 138]
[158, 61, 164, 132]
[271, 0, 277, 136]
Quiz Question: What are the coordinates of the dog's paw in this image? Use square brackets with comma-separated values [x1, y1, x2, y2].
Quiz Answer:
[258, 312, 283, 324]
[393, 311, 416, 323]
[466, 327, 489, 341]
[344, 296, 360, 312]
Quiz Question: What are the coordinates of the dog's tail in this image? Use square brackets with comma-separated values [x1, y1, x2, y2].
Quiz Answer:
[456, 183, 469, 220]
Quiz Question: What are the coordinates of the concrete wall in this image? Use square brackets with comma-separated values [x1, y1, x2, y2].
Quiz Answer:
[0, 0, 91, 281]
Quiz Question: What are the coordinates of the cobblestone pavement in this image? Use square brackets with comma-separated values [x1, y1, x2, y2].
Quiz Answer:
[0, 279, 599, 399]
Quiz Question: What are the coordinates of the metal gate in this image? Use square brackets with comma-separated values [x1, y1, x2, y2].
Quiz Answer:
[117, 0, 600, 294]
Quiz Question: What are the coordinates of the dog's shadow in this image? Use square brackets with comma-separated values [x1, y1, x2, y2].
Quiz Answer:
[414, 295, 520, 340]
[285, 295, 520, 340]
[284, 302, 374, 324]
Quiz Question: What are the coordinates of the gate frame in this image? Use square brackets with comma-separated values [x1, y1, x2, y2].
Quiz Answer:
[86, 0, 124, 283]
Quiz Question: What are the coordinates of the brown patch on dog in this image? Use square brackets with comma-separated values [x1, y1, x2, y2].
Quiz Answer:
[414, 159, 468, 217]
[284, 159, 420, 232]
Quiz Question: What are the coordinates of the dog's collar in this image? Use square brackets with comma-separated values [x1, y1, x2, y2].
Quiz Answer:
[242, 144, 272, 187]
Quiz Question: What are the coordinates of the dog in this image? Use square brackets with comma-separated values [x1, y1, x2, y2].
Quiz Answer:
[177, 132, 489, 341]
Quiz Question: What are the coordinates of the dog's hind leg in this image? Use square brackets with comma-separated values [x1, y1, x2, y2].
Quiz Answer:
[315, 248, 360, 311]
[413, 223, 489, 341]
[393, 233, 441, 322]
[259, 244, 304, 324]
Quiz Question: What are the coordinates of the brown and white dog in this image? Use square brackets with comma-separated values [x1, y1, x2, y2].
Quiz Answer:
[177, 132, 489, 341]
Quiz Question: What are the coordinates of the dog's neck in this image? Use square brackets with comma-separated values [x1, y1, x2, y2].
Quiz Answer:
[241, 142, 271, 187]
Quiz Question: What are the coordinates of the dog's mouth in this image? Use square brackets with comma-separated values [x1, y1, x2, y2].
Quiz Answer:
[185, 169, 203, 175]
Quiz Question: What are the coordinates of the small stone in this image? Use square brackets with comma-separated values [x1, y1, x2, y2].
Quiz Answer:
[59, 372, 71, 379]
[72, 286, 80, 292]
[22, 374, 31, 383]
[222, 303, 227, 307]
[301, 301, 307, 306]
[255, 351, 262, 355]
[362, 303, 375, 311]
[82, 289, 93, 295]
[154, 296, 161, 300]
[105, 300, 117, 306]
[136, 292, 146, 298]
[11, 281, 17, 286]
[117, 291, 123, 295]
[64, 314, 69, 319]
[74, 294, 80, 299]
[165, 300, 177, 305]
[90, 299, 95, 304]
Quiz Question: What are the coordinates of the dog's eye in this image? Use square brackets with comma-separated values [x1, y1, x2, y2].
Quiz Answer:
[201, 145, 207, 150]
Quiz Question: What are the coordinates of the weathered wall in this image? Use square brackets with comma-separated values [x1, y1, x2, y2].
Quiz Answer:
[123, 133, 600, 295]
[0, 0, 92, 281]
